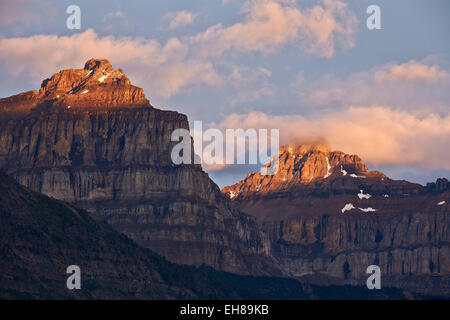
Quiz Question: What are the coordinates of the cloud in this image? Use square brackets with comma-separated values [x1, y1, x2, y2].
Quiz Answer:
[0, 29, 220, 100]
[192, 0, 357, 58]
[375, 60, 449, 83]
[163, 10, 198, 30]
[296, 58, 450, 113]
[216, 106, 450, 169]
[0, 0, 358, 101]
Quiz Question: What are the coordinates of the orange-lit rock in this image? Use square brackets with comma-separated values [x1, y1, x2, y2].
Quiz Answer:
[0, 59, 149, 115]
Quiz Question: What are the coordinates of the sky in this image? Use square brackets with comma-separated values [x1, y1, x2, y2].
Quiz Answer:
[0, 0, 449, 188]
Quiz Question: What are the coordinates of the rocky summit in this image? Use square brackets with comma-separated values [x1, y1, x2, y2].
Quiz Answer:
[223, 141, 386, 200]
[0, 59, 149, 115]
[222, 142, 448, 220]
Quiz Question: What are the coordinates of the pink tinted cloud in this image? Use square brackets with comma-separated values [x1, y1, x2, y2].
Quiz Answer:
[0, 29, 220, 100]
[375, 61, 449, 83]
[296, 58, 450, 113]
[0, 0, 358, 102]
[216, 106, 450, 169]
[191, 0, 357, 58]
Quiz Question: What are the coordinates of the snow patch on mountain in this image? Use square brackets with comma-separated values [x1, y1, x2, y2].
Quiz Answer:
[358, 190, 371, 200]
[324, 157, 332, 179]
[98, 74, 108, 83]
[358, 207, 376, 212]
[341, 203, 355, 213]
[256, 181, 262, 192]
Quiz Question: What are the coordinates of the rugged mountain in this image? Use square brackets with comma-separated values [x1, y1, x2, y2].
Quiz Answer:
[2, 169, 420, 300]
[0, 59, 276, 276]
[222, 141, 446, 220]
[222, 142, 450, 296]
[0, 59, 148, 116]
[224, 141, 410, 204]
[1, 60, 448, 297]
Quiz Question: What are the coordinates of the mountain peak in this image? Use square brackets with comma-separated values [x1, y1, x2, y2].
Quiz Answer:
[282, 139, 331, 155]
[83, 58, 112, 70]
[39, 58, 131, 97]
[280, 139, 331, 153]
[223, 142, 386, 199]
[271, 141, 376, 182]
[0, 59, 151, 113]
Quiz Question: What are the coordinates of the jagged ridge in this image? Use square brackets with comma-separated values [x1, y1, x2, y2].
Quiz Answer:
[0, 59, 150, 114]
[223, 142, 386, 199]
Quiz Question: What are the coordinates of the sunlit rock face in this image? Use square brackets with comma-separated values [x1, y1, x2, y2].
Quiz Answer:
[0, 59, 149, 115]
[222, 141, 386, 199]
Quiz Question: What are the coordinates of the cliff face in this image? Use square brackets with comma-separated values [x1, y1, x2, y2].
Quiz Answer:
[262, 207, 449, 295]
[0, 59, 276, 276]
[0, 107, 192, 202]
[223, 143, 450, 295]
